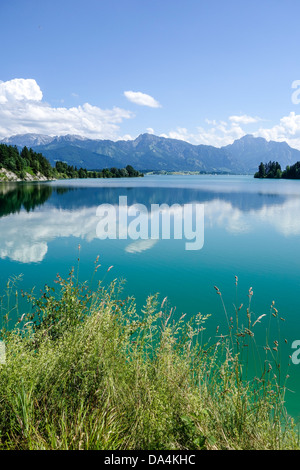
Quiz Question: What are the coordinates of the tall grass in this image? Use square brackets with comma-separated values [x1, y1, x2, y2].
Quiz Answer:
[0, 262, 298, 450]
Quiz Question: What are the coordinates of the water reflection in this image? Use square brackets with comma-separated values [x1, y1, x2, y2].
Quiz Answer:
[0, 183, 70, 217]
[1, 177, 300, 264]
[0, 183, 53, 217]
[2, 177, 300, 419]
[46, 183, 288, 212]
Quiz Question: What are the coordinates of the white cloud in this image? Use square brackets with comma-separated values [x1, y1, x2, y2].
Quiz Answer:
[162, 112, 300, 150]
[124, 90, 161, 108]
[0, 78, 43, 104]
[118, 133, 136, 141]
[162, 122, 245, 147]
[205, 119, 217, 126]
[254, 112, 300, 150]
[0, 78, 133, 140]
[3, 77, 300, 152]
[229, 114, 262, 125]
[160, 127, 190, 142]
[161, 115, 260, 146]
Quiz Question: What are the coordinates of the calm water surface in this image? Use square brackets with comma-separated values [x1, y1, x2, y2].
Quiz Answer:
[1, 174, 300, 419]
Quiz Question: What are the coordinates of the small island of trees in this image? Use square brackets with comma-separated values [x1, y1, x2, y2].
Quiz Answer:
[254, 160, 300, 179]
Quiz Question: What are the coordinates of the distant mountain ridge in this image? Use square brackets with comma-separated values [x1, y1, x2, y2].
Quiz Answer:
[2, 133, 300, 174]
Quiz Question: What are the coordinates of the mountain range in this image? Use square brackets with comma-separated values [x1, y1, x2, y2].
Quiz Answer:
[2, 133, 300, 174]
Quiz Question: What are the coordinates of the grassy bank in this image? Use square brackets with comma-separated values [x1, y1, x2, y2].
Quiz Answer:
[0, 266, 298, 450]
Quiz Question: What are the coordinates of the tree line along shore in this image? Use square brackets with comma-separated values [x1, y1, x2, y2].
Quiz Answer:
[254, 160, 300, 179]
[0, 143, 143, 182]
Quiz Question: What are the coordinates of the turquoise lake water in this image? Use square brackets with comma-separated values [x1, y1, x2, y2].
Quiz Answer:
[1, 174, 300, 420]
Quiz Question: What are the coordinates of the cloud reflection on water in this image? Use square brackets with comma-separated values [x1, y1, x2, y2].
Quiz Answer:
[1, 193, 300, 263]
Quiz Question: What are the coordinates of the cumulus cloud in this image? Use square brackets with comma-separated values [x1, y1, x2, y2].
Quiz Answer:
[229, 114, 262, 125]
[124, 91, 161, 108]
[254, 112, 300, 150]
[162, 112, 300, 150]
[160, 127, 192, 142]
[4, 77, 300, 152]
[160, 114, 263, 146]
[162, 112, 300, 151]
[0, 78, 43, 104]
[161, 121, 246, 147]
[0, 78, 133, 140]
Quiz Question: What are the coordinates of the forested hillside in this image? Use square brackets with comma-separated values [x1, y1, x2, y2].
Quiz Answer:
[0, 144, 143, 181]
[0, 144, 53, 180]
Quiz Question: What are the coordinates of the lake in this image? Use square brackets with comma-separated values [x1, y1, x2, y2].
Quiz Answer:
[1, 174, 300, 420]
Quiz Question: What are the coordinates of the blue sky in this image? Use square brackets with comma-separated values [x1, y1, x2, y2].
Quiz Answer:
[1, 0, 300, 148]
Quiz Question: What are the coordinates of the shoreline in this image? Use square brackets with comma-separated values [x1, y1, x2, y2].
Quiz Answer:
[0, 167, 56, 183]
